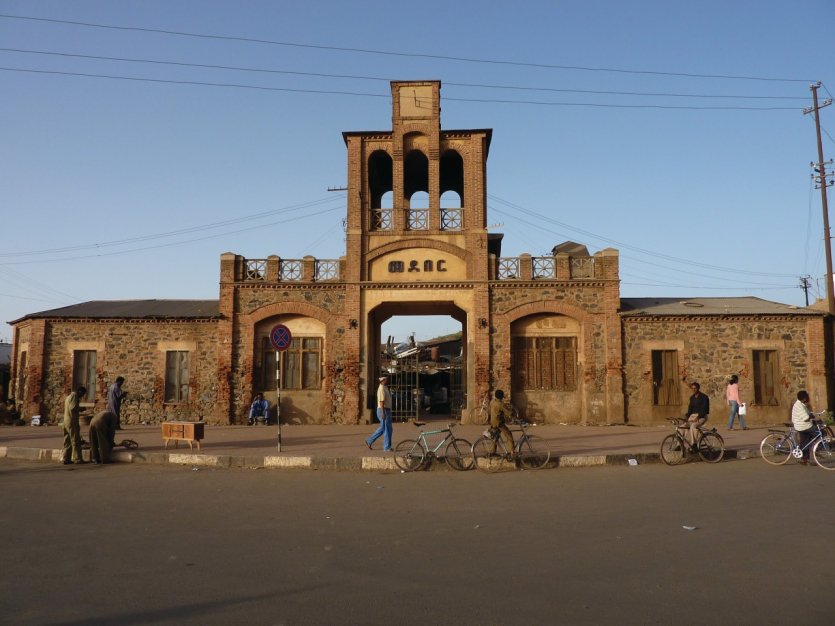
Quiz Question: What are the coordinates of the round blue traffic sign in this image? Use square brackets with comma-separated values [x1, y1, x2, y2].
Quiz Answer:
[269, 324, 293, 351]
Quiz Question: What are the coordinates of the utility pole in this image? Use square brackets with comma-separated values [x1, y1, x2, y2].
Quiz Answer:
[799, 275, 812, 306]
[803, 82, 835, 314]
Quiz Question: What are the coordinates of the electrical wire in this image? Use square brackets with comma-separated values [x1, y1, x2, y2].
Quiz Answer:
[1, 196, 342, 258]
[488, 194, 798, 278]
[0, 13, 815, 83]
[0, 205, 343, 265]
[0, 66, 802, 111]
[0, 48, 810, 101]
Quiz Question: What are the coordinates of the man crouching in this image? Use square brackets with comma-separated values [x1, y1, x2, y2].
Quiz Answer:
[89, 411, 118, 464]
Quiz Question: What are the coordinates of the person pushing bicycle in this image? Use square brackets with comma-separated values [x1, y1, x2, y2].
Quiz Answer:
[681, 382, 710, 452]
[489, 390, 515, 459]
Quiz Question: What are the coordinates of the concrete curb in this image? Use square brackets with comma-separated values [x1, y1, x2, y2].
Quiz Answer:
[0, 444, 763, 471]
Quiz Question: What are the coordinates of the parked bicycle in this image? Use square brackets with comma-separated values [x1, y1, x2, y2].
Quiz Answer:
[471, 419, 551, 472]
[659, 417, 724, 465]
[760, 413, 835, 470]
[393, 422, 474, 472]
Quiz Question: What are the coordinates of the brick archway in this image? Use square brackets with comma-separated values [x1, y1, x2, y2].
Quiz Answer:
[238, 301, 342, 424]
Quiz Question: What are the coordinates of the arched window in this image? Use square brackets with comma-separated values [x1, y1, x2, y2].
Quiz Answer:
[368, 150, 393, 230]
[440, 150, 464, 203]
[440, 150, 464, 230]
[440, 190, 461, 207]
[403, 150, 429, 199]
[404, 150, 429, 230]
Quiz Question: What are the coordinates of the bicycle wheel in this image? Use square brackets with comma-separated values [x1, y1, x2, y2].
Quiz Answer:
[759, 433, 793, 466]
[811, 437, 835, 470]
[472, 436, 506, 473]
[517, 435, 550, 470]
[660, 434, 685, 466]
[697, 432, 724, 463]
[393, 439, 425, 472]
[445, 438, 474, 471]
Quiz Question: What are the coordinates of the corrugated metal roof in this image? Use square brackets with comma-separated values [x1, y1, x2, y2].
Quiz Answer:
[620, 297, 823, 317]
[10, 300, 220, 323]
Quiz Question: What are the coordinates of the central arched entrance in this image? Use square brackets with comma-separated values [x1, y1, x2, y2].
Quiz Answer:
[368, 302, 467, 422]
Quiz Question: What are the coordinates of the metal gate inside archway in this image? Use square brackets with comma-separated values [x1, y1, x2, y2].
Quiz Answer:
[379, 341, 464, 422]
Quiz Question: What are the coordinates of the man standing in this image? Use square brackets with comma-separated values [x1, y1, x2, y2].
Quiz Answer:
[248, 392, 270, 426]
[791, 390, 815, 465]
[365, 376, 393, 451]
[489, 389, 515, 459]
[89, 411, 118, 464]
[106, 376, 127, 430]
[62, 385, 87, 465]
[683, 382, 710, 451]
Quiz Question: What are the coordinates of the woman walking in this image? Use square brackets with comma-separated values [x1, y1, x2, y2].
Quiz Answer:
[726, 374, 746, 430]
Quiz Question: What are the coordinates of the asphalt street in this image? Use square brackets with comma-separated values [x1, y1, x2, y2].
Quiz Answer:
[0, 459, 832, 625]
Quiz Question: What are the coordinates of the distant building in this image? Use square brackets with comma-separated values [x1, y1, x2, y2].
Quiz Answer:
[8, 81, 831, 426]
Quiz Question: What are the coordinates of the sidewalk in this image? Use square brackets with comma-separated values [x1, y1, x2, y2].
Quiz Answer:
[0, 419, 769, 471]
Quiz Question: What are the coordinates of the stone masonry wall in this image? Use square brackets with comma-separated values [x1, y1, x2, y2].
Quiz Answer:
[623, 316, 818, 426]
[38, 319, 219, 424]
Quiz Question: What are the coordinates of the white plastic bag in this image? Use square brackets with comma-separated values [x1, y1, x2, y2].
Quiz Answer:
[739, 403, 747, 416]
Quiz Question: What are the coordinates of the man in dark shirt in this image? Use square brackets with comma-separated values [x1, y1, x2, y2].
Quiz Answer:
[682, 382, 710, 451]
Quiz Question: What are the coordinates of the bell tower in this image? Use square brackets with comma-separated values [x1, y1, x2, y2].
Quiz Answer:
[341, 80, 494, 422]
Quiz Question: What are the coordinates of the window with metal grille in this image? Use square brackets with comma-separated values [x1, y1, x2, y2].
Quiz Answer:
[651, 350, 681, 405]
[512, 337, 577, 391]
[164, 351, 190, 403]
[260, 337, 322, 390]
[71, 350, 97, 402]
[753, 350, 779, 405]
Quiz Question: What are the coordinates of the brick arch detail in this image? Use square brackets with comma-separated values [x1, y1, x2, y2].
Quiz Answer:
[242, 301, 336, 328]
[236, 301, 341, 424]
[365, 238, 470, 264]
[400, 127, 429, 140]
[491, 301, 595, 393]
[498, 300, 591, 327]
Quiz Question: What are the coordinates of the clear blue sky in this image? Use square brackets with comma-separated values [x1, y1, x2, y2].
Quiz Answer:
[2, 0, 834, 343]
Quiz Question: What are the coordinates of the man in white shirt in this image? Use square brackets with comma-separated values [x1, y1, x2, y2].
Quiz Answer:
[791, 389, 815, 465]
[365, 376, 393, 451]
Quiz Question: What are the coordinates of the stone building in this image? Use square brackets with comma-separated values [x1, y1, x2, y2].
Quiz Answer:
[8, 81, 831, 427]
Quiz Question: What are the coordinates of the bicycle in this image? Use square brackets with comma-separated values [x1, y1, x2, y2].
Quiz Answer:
[659, 417, 725, 465]
[393, 422, 474, 472]
[471, 419, 551, 472]
[760, 415, 835, 470]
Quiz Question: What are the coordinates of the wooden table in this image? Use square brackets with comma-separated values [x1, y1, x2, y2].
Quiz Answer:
[161, 421, 204, 451]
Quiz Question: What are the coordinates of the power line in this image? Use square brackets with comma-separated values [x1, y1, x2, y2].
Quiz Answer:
[1, 196, 342, 258]
[0, 13, 815, 83]
[0, 66, 392, 99]
[0, 48, 810, 101]
[0, 67, 802, 111]
[488, 195, 798, 278]
[0, 205, 343, 265]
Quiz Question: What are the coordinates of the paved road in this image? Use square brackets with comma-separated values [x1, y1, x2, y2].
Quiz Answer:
[1, 459, 831, 625]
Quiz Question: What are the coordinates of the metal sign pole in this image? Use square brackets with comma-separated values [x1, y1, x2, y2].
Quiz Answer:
[268, 323, 292, 453]
[275, 350, 281, 452]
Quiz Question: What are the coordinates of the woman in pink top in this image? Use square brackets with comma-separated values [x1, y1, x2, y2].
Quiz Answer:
[726, 374, 746, 430]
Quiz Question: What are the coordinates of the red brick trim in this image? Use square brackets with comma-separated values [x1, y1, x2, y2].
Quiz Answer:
[365, 238, 470, 263]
